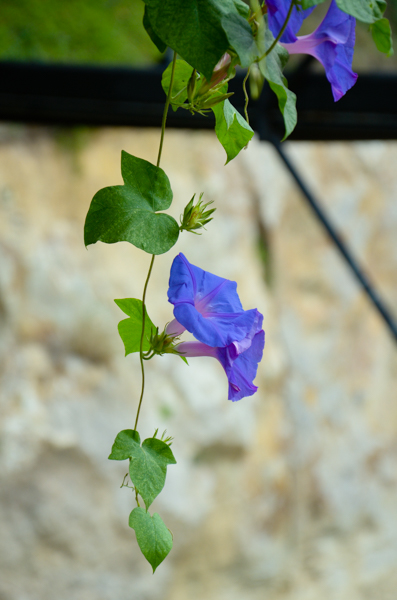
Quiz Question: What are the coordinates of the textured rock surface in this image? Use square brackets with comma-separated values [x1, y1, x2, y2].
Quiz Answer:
[0, 123, 396, 599]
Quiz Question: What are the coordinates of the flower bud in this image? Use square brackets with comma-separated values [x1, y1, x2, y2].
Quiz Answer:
[146, 326, 188, 364]
[180, 193, 215, 234]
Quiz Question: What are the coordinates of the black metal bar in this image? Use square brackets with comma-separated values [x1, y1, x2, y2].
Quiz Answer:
[1, 61, 397, 140]
[255, 117, 397, 342]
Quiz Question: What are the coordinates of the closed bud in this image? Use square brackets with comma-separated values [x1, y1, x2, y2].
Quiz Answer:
[180, 193, 215, 234]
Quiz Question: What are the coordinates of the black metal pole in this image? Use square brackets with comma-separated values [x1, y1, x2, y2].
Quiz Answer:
[256, 117, 397, 343]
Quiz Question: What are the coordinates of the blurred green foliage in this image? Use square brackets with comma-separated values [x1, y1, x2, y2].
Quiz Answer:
[0, 0, 160, 64]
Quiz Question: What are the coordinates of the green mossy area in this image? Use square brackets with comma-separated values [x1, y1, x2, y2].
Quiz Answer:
[1, 1, 395, 68]
[0, 0, 159, 65]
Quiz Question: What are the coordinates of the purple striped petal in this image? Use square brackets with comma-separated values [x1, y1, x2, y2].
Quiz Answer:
[168, 253, 262, 348]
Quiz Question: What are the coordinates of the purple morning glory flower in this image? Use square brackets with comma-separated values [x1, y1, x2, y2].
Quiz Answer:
[177, 330, 265, 401]
[281, 0, 358, 101]
[167, 253, 265, 400]
[266, 0, 314, 44]
[167, 253, 261, 348]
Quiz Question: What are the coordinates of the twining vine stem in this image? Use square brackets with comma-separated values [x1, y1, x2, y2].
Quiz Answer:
[259, 0, 296, 60]
[134, 51, 178, 436]
[242, 66, 251, 124]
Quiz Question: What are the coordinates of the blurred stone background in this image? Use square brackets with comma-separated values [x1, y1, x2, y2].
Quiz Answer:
[1, 0, 397, 598]
[0, 123, 396, 600]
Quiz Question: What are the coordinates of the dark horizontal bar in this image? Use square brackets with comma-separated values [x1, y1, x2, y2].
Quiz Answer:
[0, 61, 396, 140]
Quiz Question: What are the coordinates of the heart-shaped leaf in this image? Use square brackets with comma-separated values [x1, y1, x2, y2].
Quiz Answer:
[129, 507, 172, 572]
[336, 0, 386, 23]
[259, 32, 297, 141]
[162, 59, 194, 111]
[109, 430, 176, 508]
[212, 99, 254, 164]
[370, 18, 393, 56]
[84, 151, 179, 255]
[143, 0, 256, 79]
[114, 298, 156, 356]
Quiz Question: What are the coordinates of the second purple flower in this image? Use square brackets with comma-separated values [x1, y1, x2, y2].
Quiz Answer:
[167, 253, 265, 400]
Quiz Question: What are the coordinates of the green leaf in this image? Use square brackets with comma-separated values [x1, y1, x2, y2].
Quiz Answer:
[129, 508, 172, 572]
[212, 99, 254, 164]
[233, 0, 250, 18]
[114, 298, 156, 356]
[84, 151, 179, 255]
[221, 13, 259, 68]
[336, 0, 386, 23]
[301, 0, 326, 7]
[109, 430, 176, 509]
[370, 18, 393, 56]
[162, 59, 194, 111]
[143, 0, 256, 79]
[259, 33, 297, 141]
[109, 429, 141, 460]
[143, 7, 167, 53]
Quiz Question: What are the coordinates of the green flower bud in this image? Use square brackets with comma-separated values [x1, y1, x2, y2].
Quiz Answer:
[180, 193, 215, 234]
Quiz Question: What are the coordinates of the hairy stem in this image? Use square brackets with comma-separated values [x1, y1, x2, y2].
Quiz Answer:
[133, 51, 178, 437]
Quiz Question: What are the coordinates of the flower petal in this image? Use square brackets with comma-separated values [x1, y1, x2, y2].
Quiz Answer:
[168, 253, 260, 347]
[217, 330, 265, 401]
[178, 329, 265, 402]
[281, 0, 357, 101]
[266, 0, 314, 44]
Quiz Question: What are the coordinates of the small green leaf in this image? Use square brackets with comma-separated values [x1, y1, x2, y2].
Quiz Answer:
[221, 13, 260, 68]
[336, 0, 386, 23]
[109, 429, 141, 460]
[370, 18, 393, 56]
[259, 33, 297, 140]
[130, 437, 176, 508]
[162, 59, 194, 111]
[129, 508, 173, 572]
[212, 99, 254, 164]
[143, 0, 256, 79]
[84, 151, 179, 255]
[143, 7, 167, 53]
[301, 0, 326, 8]
[114, 298, 156, 356]
[109, 430, 176, 508]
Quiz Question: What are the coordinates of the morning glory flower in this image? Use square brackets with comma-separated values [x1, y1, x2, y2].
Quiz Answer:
[266, 0, 314, 44]
[177, 330, 265, 402]
[167, 253, 265, 400]
[167, 253, 262, 348]
[280, 0, 358, 101]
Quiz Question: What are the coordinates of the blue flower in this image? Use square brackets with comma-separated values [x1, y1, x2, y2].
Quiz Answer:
[167, 252, 261, 348]
[167, 253, 265, 401]
[177, 331, 265, 401]
[266, 0, 314, 44]
[279, 0, 358, 101]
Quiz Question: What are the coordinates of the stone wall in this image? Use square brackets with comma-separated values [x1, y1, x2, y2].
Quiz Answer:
[0, 123, 396, 600]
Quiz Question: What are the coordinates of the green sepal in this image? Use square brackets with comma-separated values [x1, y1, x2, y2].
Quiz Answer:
[212, 99, 254, 164]
[84, 151, 179, 255]
[114, 298, 156, 356]
[370, 18, 393, 56]
[259, 32, 297, 141]
[109, 430, 176, 509]
[129, 507, 173, 572]
[143, 0, 256, 80]
[335, 0, 386, 23]
[143, 6, 167, 53]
